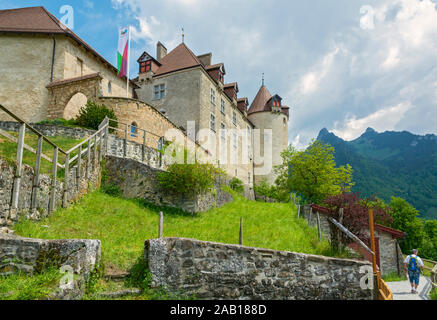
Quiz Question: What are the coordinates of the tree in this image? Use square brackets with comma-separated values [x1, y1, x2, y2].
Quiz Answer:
[275, 140, 354, 204]
[389, 197, 425, 253]
[323, 193, 393, 252]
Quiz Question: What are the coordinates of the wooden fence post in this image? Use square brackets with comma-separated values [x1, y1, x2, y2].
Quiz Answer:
[63, 153, 70, 208]
[297, 205, 301, 219]
[308, 207, 313, 226]
[239, 217, 243, 246]
[49, 147, 58, 213]
[317, 212, 322, 241]
[11, 123, 26, 210]
[338, 208, 344, 251]
[124, 124, 129, 158]
[76, 145, 82, 189]
[159, 212, 163, 238]
[31, 135, 43, 210]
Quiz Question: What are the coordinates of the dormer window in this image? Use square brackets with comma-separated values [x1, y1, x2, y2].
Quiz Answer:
[140, 60, 152, 73]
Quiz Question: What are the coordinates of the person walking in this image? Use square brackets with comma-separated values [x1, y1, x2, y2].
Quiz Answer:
[404, 249, 425, 294]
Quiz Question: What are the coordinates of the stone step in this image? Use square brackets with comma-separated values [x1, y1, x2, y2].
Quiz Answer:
[97, 288, 142, 299]
[103, 271, 130, 282]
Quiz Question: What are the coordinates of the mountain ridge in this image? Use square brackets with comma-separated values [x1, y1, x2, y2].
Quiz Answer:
[317, 128, 437, 220]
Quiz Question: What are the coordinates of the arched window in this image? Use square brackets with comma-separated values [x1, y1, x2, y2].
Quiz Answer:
[108, 81, 112, 94]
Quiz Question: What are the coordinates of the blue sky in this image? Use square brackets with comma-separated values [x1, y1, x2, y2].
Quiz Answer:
[2, 0, 437, 148]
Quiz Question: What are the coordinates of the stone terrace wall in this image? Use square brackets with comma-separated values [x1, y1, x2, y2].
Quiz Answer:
[0, 154, 101, 227]
[0, 233, 101, 299]
[145, 238, 374, 300]
[0, 121, 95, 140]
[104, 155, 233, 213]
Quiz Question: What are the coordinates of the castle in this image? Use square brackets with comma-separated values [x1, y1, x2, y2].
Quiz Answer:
[0, 6, 290, 187]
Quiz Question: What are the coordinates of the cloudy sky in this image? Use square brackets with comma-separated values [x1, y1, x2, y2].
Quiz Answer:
[2, 0, 437, 148]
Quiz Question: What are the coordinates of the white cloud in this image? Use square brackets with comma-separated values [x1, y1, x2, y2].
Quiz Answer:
[299, 47, 340, 95]
[332, 102, 412, 141]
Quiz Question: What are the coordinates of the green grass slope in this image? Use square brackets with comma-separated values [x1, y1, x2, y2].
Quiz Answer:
[14, 189, 331, 271]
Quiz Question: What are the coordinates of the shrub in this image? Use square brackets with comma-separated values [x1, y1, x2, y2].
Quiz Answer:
[157, 162, 223, 197]
[255, 178, 290, 203]
[75, 101, 117, 130]
[38, 118, 78, 127]
[229, 177, 244, 194]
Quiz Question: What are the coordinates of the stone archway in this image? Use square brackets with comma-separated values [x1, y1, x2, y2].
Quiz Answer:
[63, 92, 87, 120]
[46, 73, 103, 119]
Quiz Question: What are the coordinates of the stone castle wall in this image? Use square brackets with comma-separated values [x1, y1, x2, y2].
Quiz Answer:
[104, 155, 233, 214]
[145, 238, 374, 300]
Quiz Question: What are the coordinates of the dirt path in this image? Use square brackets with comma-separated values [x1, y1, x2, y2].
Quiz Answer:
[387, 276, 432, 300]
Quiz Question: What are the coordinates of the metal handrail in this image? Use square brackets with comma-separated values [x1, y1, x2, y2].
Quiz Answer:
[0, 104, 68, 154]
[0, 103, 109, 215]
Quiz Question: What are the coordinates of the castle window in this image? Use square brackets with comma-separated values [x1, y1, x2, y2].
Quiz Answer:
[140, 60, 151, 73]
[131, 122, 137, 137]
[108, 81, 112, 94]
[220, 123, 226, 142]
[210, 113, 216, 132]
[221, 99, 225, 114]
[154, 84, 166, 100]
[233, 111, 237, 127]
[210, 88, 216, 105]
[76, 57, 83, 77]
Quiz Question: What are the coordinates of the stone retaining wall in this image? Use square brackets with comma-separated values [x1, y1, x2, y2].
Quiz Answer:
[0, 154, 101, 227]
[0, 233, 101, 299]
[104, 155, 233, 213]
[145, 238, 375, 300]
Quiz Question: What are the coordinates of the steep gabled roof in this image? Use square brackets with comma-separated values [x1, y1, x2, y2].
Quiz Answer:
[137, 51, 161, 65]
[0, 6, 66, 33]
[248, 85, 272, 115]
[0, 6, 135, 84]
[154, 43, 203, 76]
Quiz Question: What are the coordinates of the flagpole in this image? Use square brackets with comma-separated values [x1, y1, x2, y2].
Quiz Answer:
[126, 25, 131, 98]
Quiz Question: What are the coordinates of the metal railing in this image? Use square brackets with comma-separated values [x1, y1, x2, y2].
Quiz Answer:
[108, 119, 166, 164]
[0, 104, 109, 215]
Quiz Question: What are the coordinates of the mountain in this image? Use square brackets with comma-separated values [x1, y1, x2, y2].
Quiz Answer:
[317, 128, 437, 220]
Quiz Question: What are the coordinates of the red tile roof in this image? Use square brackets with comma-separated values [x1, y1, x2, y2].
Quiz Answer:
[375, 224, 405, 239]
[154, 43, 203, 76]
[248, 85, 273, 114]
[0, 6, 135, 85]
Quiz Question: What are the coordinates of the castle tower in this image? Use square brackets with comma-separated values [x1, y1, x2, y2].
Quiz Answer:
[248, 84, 290, 185]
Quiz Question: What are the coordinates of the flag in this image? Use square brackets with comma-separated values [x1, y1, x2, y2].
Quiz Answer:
[117, 27, 130, 78]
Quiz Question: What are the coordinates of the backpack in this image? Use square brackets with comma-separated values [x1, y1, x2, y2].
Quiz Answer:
[408, 255, 418, 272]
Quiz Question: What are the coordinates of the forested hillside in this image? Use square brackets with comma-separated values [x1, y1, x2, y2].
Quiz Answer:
[317, 128, 437, 220]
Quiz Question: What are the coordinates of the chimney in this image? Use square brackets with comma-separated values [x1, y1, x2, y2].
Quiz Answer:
[197, 53, 212, 66]
[157, 41, 167, 61]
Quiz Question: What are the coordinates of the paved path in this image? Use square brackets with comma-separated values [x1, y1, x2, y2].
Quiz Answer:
[387, 276, 432, 300]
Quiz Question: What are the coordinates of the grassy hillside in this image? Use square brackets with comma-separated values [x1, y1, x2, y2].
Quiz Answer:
[14, 189, 331, 271]
[0, 131, 82, 177]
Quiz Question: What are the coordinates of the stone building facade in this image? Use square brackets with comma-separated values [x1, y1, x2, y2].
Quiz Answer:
[134, 42, 290, 187]
[0, 6, 291, 190]
[0, 7, 134, 123]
